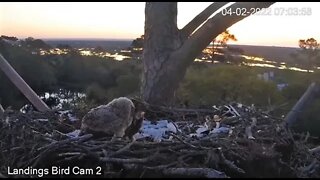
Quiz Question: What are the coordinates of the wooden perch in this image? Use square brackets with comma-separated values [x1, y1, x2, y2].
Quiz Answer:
[0, 54, 50, 112]
[162, 167, 228, 178]
[284, 82, 320, 129]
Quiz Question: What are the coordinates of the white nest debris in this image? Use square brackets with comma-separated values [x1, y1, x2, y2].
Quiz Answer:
[66, 117, 231, 141]
[190, 125, 230, 138]
[133, 120, 179, 142]
[66, 129, 81, 138]
[58, 110, 79, 122]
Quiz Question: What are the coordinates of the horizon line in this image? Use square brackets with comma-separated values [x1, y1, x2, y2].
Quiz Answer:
[2, 36, 299, 48]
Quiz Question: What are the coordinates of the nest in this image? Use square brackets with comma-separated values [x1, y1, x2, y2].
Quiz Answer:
[0, 103, 319, 178]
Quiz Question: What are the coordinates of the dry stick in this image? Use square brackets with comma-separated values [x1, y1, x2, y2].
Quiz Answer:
[100, 157, 150, 164]
[29, 134, 93, 167]
[218, 149, 245, 174]
[37, 134, 92, 151]
[58, 152, 82, 157]
[0, 104, 4, 114]
[301, 158, 318, 174]
[162, 167, 228, 178]
[303, 132, 310, 143]
[0, 172, 7, 178]
[309, 146, 320, 154]
[130, 144, 186, 155]
[101, 150, 160, 164]
[245, 117, 257, 140]
[108, 140, 136, 157]
[169, 133, 198, 149]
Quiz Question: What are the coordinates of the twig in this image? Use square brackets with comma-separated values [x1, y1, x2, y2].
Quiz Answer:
[309, 146, 320, 154]
[100, 157, 150, 164]
[108, 140, 136, 157]
[229, 105, 241, 117]
[58, 152, 82, 157]
[162, 167, 228, 178]
[218, 148, 245, 174]
[0, 171, 7, 178]
[169, 133, 198, 149]
[301, 159, 318, 174]
[303, 132, 310, 143]
[37, 134, 92, 151]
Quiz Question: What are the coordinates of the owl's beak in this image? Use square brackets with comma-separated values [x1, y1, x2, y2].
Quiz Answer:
[135, 111, 145, 119]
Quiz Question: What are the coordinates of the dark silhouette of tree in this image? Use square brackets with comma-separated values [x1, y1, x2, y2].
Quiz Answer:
[142, 2, 275, 105]
[207, 30, 238, 63]
[298, 38, 320, 72]
[24, 37, 51, 50]
[0, 35, 18, 41]
[131, 35, 144, 49]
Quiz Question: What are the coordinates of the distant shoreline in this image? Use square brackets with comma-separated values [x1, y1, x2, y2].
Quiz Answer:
[42, 39, 298, 48]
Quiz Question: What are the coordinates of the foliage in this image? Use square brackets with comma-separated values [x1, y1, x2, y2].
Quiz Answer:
[291, 38, 320, 71]
[176, 65, 285, 108]
[0, 38, 141, 109]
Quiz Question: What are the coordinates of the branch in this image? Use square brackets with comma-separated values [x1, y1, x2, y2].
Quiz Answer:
[180, 2, 229, 39]
[162, 167, 228, 178]
[309, 146, 320, 154]
[0, 104, 4, 116]
[100, 157, 150, 164]
[0, 172, 7, 178]
[218, 148, 245, 174]
[172, 2, 275, 67]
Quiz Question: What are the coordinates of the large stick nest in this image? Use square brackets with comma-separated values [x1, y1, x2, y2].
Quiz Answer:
[0, 102, 319, 178]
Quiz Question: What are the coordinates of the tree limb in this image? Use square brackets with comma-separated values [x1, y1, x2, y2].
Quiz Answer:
[180, 2, 229, 39]
[172, 2, 275, 67]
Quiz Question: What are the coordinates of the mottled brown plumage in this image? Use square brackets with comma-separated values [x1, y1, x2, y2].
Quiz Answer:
[80, 97, 136, 140]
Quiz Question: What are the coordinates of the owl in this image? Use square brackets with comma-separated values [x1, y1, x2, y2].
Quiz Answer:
[81, 97, 137, 140]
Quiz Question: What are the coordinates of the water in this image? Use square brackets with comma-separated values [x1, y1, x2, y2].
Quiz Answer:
[20, 89, 86, 113]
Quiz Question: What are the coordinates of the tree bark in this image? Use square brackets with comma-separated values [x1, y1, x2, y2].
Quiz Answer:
[0, 54, 50, 112]
[142, 2, 275, 105]
[142, 2, 182, 105]
[284, 82, 320, 129]
[180, 2, 229, 39]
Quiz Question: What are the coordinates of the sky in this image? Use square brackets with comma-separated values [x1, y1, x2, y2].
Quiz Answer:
[0, 2, 319, 47]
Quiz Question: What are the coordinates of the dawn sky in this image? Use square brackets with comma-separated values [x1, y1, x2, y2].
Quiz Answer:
[1, 2, 319, 47]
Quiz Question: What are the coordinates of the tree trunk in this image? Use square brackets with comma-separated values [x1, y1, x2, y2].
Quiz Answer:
[142, 2, 275, 105]
[284, 82, 320, 129]
[142, 2, 182, 105]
